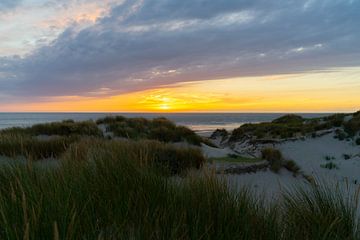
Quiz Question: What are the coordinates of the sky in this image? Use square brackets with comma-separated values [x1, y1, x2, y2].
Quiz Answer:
[0, 0, 359, 112]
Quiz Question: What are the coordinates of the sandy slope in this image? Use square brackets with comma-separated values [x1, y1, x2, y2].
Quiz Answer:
[205, 130, 360, 196]
[278, 132, 360, 184]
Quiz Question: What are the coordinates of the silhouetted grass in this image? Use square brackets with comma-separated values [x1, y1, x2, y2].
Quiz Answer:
[344, 114, 360, 137]
[229, 112, 359, 142]
[261, 148, 301, 175]
[0, 120, 102, 137]
[62, 139, 205, 175]
[0, 139, 357, 239]
[282, 183, 360, 240]
[0, 134, 79, 159]
[98, 116, 204, 145]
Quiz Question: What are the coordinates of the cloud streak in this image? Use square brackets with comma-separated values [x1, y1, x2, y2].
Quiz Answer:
[0, 0, 360, 101]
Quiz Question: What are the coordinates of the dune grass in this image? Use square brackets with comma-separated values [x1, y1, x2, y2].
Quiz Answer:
[0, 139, 357, 239]
[0, 120, 103, 137]
[97, 116, 204, 145]
[229, 111, 360, 142]
[0, 140, 359, 240]
[0, 119, 358, 239]
[261, 148, 301, 175]
[210, 155, 262, 164]
[0, 134, 79, 159]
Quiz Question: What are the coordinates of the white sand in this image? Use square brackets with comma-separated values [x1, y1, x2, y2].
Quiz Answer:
[204, 131, 360, 197]
[201, 143, 236, 158]
[278, 132, 360, 184]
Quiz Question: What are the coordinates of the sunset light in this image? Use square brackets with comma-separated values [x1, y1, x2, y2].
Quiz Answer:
[0, 1, 360, 238]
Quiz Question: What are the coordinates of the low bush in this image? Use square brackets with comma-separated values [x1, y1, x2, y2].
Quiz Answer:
[356, 138, 360, 145]
[261, 148, 283, 173]
[334, 129, 347, 141]
[261, 148, 301, 175]
[283, 160, 301, 176]
[210, 128, 229, 139]
[96, 115, 126, 125]
[321, 162, 339, 170]
[100, 116, 203, 145]
[344, 114, 360, 137]
[228, 111, 360, 142]
[324, 155, 335, 161]
[272, 114, 304, 124]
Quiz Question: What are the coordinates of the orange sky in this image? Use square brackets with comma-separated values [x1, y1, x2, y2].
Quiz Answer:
[2, 67, 359, 113]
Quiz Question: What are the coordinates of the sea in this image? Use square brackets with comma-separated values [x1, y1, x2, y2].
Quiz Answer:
[0, 113, 331, 136]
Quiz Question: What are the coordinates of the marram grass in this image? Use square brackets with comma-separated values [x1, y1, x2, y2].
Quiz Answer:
[0, 139, 358, 239]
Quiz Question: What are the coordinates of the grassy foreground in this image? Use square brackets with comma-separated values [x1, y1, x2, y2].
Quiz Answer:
[0, 138, 358, 239]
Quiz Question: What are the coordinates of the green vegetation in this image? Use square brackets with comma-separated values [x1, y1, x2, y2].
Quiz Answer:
[334, 129, 347, 141]
[324, 155, 336, 161]
[210, 128, 229, 140]
[0, 134, 79, 159]
[282, 184, 359, 239]
[63, 139, 205, 175]
[356, 138, 360, 145]
[344, 113, 360, 137]
[0, 119, 358, 239]
[229, 111, 360, 142]
[272, 114, 304, 124]
[283, 160, 301, 175]
[261, 148, 300, 175]
[321, 162, 339, 170]
[210, 154, 262, 164]
[97, 116, 204, 145]
[0, 120, 102, 137]
[261, 148, 284, 173]
[0, 140, 357, 239]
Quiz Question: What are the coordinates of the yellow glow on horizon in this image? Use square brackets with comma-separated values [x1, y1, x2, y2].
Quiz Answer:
[1, 67, 359, 113]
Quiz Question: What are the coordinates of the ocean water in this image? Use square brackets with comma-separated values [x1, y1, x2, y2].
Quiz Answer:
[0, 113, 331, 136]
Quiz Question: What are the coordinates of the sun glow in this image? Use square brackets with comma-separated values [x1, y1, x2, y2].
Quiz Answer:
[1, 68, 360, 113]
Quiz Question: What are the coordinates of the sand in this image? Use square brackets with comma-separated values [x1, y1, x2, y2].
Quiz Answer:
[206, 130, 360, 197]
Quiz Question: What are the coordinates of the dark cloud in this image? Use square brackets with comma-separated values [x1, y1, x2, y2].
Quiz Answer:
[0, 0, 360, 100]
[0, 0, 22, 11]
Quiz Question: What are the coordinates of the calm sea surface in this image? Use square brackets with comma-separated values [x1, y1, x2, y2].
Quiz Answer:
[0, 113, 331, 136]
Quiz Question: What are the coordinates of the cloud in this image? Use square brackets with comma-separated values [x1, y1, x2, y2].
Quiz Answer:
[0, 0, 22, 12]
[0, 0, 360, 101]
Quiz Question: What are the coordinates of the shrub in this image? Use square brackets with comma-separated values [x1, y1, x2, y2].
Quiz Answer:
[100, 116, 203, 145]
[324, 114, 346, 128]
[320, 162, 339, 170]
[356, 138, 360, 145]
[344, 115, 360, 137]
[334, 129, 347, 141]
[210, 128, 229, 139]
[229, 111, 360, 142]
[272, 114, 304, 124]
[343, 154, 351, 160]
[283, 160, 301, 175]
[324, 155, 335, 161]
[261, 148, 283, 173]
[96, 115, 126, 124]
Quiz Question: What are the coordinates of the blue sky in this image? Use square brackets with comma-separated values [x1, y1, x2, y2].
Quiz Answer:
[0, 0, 359, 111]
